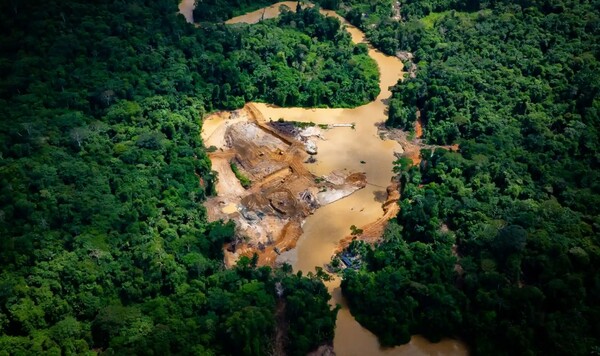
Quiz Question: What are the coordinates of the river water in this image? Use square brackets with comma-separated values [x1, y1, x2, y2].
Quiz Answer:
[178, 0, 195, 23]
[180, 2, 467, 355]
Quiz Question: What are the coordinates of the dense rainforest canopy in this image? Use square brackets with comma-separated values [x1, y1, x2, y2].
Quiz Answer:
[321, 0, 600, 354]
[2, 0, 599, 354]
[0, 0, 385, 353]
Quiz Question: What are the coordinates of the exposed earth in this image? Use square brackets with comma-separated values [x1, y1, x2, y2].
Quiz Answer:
[202, 104, 367, 266]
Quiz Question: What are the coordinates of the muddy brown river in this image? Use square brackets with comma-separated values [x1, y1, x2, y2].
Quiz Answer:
[180, 2, 467, 355]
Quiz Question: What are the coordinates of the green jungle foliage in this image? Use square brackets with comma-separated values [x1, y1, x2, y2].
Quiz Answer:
[0, 0, 382, 353]
[338, 0, 600, 354]
[197, 4, 381, 108]
[190, 2, 381, 107]
[231, 162, 252, 188]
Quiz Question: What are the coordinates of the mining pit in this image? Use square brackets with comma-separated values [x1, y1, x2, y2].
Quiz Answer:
[202, 104, 367, 266]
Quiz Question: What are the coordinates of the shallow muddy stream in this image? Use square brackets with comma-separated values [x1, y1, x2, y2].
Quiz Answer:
[180, 2, 467, 355]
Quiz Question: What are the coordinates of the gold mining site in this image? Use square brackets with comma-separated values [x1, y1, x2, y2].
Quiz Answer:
[202, 104, 367, 266]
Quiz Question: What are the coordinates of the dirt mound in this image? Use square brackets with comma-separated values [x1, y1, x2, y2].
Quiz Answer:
[267, 189, 297, 215]
[345, 172, 368, 185]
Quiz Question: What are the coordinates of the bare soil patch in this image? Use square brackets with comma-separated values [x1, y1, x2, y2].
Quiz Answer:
[203, 104, 367, 266]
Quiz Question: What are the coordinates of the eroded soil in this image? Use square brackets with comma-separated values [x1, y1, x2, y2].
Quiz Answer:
[202, 104, 367, 266]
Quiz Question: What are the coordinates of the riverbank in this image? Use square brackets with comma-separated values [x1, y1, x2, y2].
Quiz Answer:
[181, 2, 467, 355]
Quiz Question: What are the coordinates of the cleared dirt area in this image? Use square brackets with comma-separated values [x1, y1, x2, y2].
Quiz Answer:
[202, 104, 367, 266]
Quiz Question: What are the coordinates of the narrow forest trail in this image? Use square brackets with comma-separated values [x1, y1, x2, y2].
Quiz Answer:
[415, 114, 424, 138]
[180, 2, 466, 355]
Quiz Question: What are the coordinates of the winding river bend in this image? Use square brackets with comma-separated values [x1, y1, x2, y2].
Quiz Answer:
[179, 2, 467, 355]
